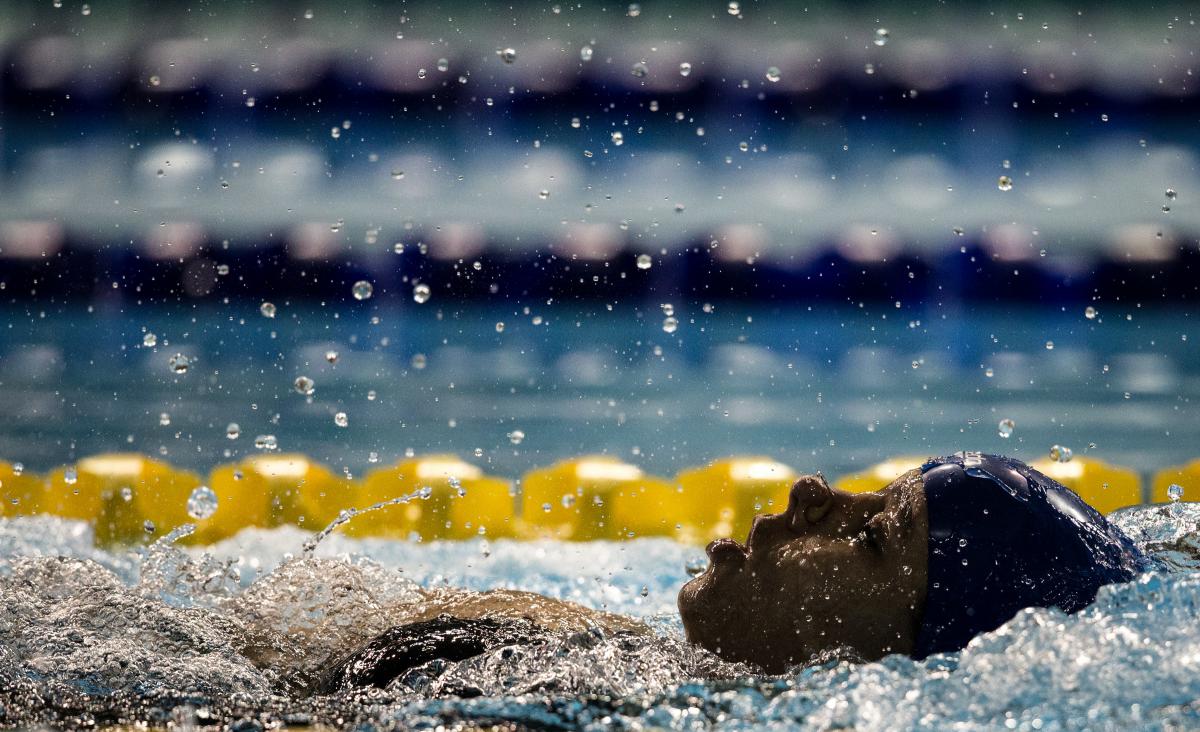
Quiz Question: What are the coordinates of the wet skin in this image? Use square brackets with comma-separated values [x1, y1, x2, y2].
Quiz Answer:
[678, 470, 929, 672]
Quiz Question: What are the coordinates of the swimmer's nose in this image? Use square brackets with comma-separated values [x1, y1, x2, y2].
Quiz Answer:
[785, 474, 835, 532]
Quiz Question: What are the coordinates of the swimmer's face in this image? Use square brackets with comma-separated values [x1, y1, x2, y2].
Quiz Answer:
[677, 470, 928, 672]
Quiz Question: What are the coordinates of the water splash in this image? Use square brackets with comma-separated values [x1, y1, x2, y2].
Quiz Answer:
[300, 488, 429, 556]
[3, 504, 1200, 728]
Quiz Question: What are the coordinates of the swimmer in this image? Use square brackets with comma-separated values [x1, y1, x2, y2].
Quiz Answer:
[678, 452, 1151, 669]
[327, 452, 1150, 689]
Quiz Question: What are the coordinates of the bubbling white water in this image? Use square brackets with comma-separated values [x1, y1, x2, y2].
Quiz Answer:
[2, 505, 1200, 729]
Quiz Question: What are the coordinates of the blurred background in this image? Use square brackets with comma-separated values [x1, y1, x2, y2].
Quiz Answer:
[0, 0, 1197, 483]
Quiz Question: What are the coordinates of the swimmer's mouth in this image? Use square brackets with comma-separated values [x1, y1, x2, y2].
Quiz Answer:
[705, 537, 748, 564]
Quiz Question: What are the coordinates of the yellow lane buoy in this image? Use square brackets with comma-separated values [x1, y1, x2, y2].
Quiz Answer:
[44, 454, 203, 545]
[349, 455, 514, 540]
[674, 457, 798, 544]
[202, 460, 275, 543]
[519, 456, 675, 540]
[225, 451, 350, 530]
[0, 461, 43, 517]
[1032, 456, 1142, 515]
[1151, 459, 1200, 504]
[833, 456, 928, 496]
[209, 454, 349, 538]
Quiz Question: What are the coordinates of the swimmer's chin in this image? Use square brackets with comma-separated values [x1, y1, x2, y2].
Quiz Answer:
[676, 572, 707, 627]
[677, 567, 726, 630]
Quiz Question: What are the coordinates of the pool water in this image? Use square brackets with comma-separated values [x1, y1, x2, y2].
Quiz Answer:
[1, 302, 1196, 483]
[2, 502, 1200, 729]
[3, 299, 1199, 730]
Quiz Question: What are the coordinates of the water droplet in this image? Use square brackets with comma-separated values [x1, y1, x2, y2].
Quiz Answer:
[495, 322, 506, 333]
[303, 8, 313, 19]
[144, 520, 155, 534]
[632, 61, 649, 78]
[168, 353, 190, 374]
[226, 423, 240, 440]
[411, 353, 427, 369]
[662, 317, 678, 334]
[120, 486, 133, 502]
[636, 253, 653, 270]
[508, 429, 525, 445]
[294, 376, 315, 396]
[325, 350, 339, 363]
[158, 412, 171, 426]
[611, 131, 624, 146]
[679, 62, 692, 77]
[998, 418, 1015, 438]
[80, 3, 90, 15]
[640, 585, 649, 597]
[538, 189, 550, 200]
[334, 412, 348, 428]
[952, 226, 965, 237]
[580, 45, 593, 62]
[498, 47, 517, 64]
[984, 367, 994, 378]
[413, 283, 431, 304]
[1049, 444, 1073, 463]
[727, 1, 741, 16]
[627, 3, 641, 17]
[12, 463, 24, 476]
[437, 58, 449, 72]
[874, 28, 889, 46]
[1045, 340, 1054, 350]
[149, 75, 161, 87]
[64, 467, 77, 485]
[1166, 188, 1178, 200]
[998, 175, 1014, 191]
[143, 332, 157, 347]
[1169, 483, 1184, 502]
[260, 302, 276, 318]
[561, 493, 576, 508]
[254, 434, 277, 451]
[864, 63, 875, 75]
[352, 280, 374, 301]
[685, 557, 706, 576]
[765, 66, 781, 83]
[216, 264, 230, 275]
[187, 485, 218, 520]
[1085, 305, 1097, 320]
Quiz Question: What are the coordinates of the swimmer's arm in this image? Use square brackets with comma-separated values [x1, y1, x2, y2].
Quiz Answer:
[409, 587, 648, 635]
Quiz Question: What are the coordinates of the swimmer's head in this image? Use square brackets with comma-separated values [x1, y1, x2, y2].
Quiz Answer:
[677, 453, 1147, 671]
[676, 471, 929, 672]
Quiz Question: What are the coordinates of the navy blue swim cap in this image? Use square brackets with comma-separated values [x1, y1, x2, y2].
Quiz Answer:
[914, 452, 1150, 658]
